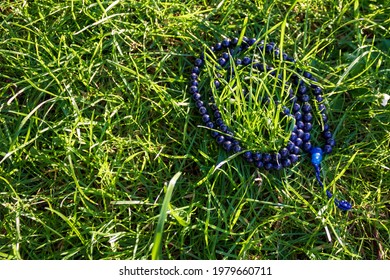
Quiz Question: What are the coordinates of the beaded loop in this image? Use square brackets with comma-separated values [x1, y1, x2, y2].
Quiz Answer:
[190, 35, 352, 211]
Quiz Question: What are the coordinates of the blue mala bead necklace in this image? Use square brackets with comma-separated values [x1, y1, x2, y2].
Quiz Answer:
[190, 35, 352, 211]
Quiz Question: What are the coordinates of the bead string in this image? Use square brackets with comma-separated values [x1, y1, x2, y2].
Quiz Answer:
[190, 36, 352, 211]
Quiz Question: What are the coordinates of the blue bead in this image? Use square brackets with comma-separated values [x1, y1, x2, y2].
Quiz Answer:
[290, 154, 299, 163]
[222, 38, 230, 47]
[316, 95, 324, 102]
[302, 103, 312, 113]
[336, 200, 352, 211]
[303, 71, 312, 79]
[287, 141, 295, 152]
[255, 160, 264, 168]
[293, 103, 300, 113]
[190, 86, 198, 93]
[294, 112, 302, 121]
[206, 121, 214, 129]
[218, 57, 226, 66]
[303, 113, 313, 122]
[194, 58, 203, 66]
[296, 129, 304, 139]
[298, 85, 307, 95]
[192, 66, 200, 74]
[280, 148, 289, 158]
[214, 110, 222, 118]
[313, 86, 322, 95]
[220, 124, 228, 132]
[195, 100, 204, 108]
[292, 146, 300, 155]
[215, 118, 224, 126]
[297, 121, 304, 129]
[192, 93, 201, 100]
[223, 141, 232, 151]
[300, 94, 310, 102]
[295, 138, 303, 147]
[231, 37, 239, 46]
[323, 144, 332, 154]
[282, 158, 291, 167]
[327, 138, 336, 147]
[248, 38, 257, 46]
[243, 151, 252, 159]
[290, 132, 297, 142]
[253, 152, 263, 161]
[190, 73, 198, 80]
[273, 163, 283, 170]
[264, 163, 273, 170]
[321, 113, 328, 123]
[242, 56, 251, 65]
[215, 42, 222, 51]
[222, 52, 229, 60]
[323, 130, 332, 139]
[303, 141, 312, 152]
[233, 145, 242, 153]
[265, 43, 274, 53]
[216, 135, 225, 144]
[310, 147, 323, 165]
[302, 132, 311, 142]
[211, 131, 219, 138]
[304, 122, 312, 132]
[263, 153, 271, 162]
[202, 114, 211, 123]
[198, 106, 207, 115]
[214, 80, 221, 88]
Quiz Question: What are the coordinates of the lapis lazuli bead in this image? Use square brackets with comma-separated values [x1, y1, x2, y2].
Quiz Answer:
[311, 147, 323, 165]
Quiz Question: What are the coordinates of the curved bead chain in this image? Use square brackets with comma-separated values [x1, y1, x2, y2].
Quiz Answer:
[190, 36, 352, 211]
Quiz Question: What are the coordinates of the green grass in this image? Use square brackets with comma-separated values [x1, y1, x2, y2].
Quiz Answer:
[0, 0, 389, 260]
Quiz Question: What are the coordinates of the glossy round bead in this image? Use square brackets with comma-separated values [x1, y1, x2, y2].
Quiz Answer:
[262, 153, 271, 162]
[316, 95, 324, 102]
[195, 100, 204, 108]
[294, 112, 302, 121]
[214, 42, 222, 51]
[323, 130, 332, 139]
[303, 113, 313, 122]
[233, 145, 242, 153]
[303, 142, 312, 152]
[282, 158, 292, 167]
[218, 57, 226, 66]
[243, 151, 252, 159]
[192, 66, 200, 74]
[303, 71, 312, 79]
[295, 138, 303, 147]
[302, 132, 311, 142]
[219, 124, 228, 132]
[300, 94, 310, 102]
[198, 106, 207, 115]
[264, 162, 273, 170]
[231, 37, 239, 46]
[323, 144, 332, 154]
[273, 163, 283, 170]
[327, 138, 336, 147]
[215, 118, 224, 126]
[298, 85, 307, 95]
[296, 121, 304, 129]
[280, 148, 289, 158]
[222, 38, 230, 47]
[192, 93, 201, 100]
[242, 56, 251, 65]
[255, 160, 264, 168]
[194, 58, 203, 66]
[302, 103, 312, 113]
[206, 121, 214, 129]
[216, 135, 225, 144]
[223, 141, 232, 151]
[292, 103, 300, 113]
[303, 122, 312, 132]
[214, 80, 221, 88]
[202, 114, 211, 123]
[248, 38, 257, 46]
[290, 154, 299, 163]
[296, 129, 304, 139]
[313, 86, 322, 95]
[253, 152, 262, 161]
